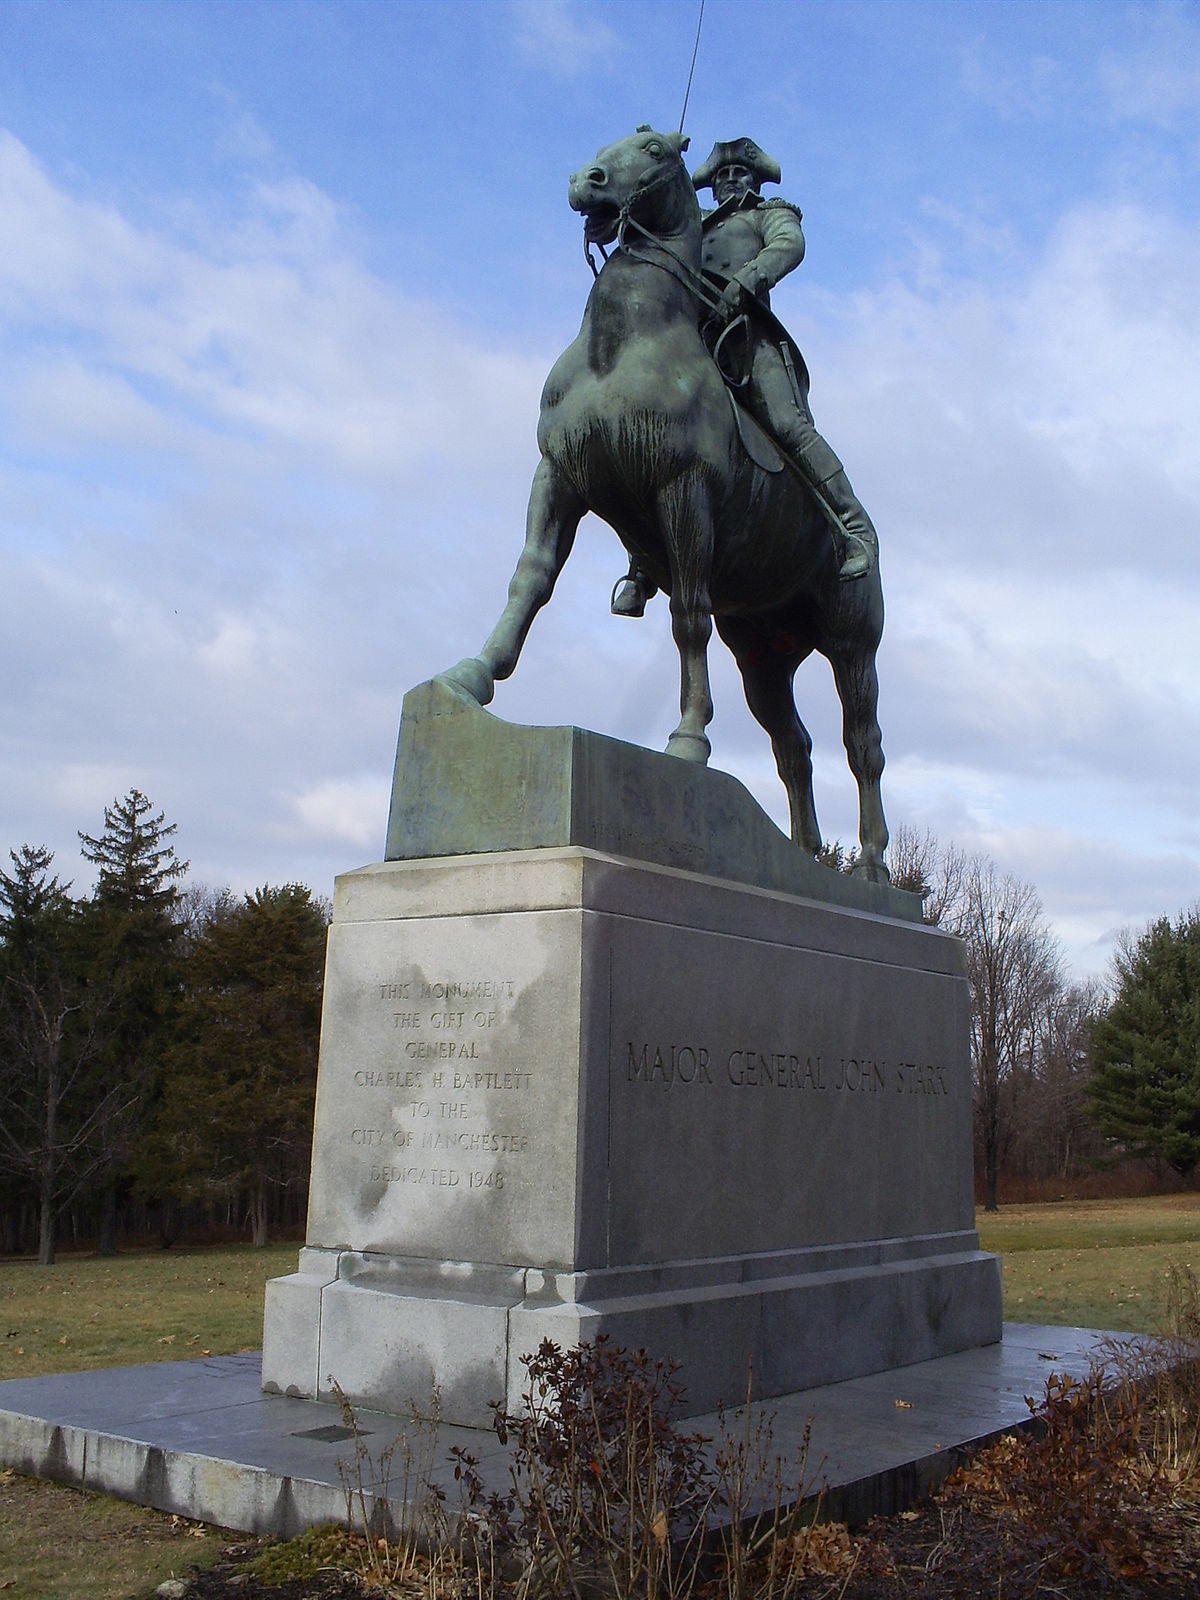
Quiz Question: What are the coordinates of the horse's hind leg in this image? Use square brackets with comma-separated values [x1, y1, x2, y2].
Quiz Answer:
[717, 618, 822, 855]
[828, 643, 890, 882]
[441, 457, 585, 704]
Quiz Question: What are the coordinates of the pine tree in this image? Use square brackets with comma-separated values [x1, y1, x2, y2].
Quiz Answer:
[79, 789, 188, 914]
[76, 789, 190, 1250]
[138, 884, 327, 1245]
[1087, 912, 1200, 1180]
[0, 847, 115, 1263]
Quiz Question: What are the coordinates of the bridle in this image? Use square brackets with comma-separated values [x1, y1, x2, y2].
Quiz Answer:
[583, 153, 751, 387]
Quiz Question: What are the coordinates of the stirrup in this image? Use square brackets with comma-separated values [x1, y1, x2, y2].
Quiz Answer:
[610, 576, 647, 618]
[838, 534, 875, 583]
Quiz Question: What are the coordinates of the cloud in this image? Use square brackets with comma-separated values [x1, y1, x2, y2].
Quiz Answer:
[758, 184, 1200, 964]
[0, 130, 548, 490]
[210, 89, 278, 168]
[0, 128, 553, 894]
[292, 775, 391, 851]
[3, 115, 1198, 980]
[1098, 3, 1200, 129]
[510, 0, 618, 77]
[957, 38, 1068, 123]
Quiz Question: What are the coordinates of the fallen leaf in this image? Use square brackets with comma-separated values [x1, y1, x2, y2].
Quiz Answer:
[894, 1399, 912, 1409]
[58, 1334, 69, 1345]
[157, 1334, 176, 1345]
[651, 1510, 669, 1546]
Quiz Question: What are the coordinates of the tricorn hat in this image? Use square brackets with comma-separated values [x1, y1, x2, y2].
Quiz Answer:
[692, 137, 782, 193]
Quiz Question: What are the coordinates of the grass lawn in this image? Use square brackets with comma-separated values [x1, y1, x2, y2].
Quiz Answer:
[3, 1205, 1200, 1597]
[0, 1468, 228, 1600]
[0, 1241, 298, 1380]
[977, 1192, 1200, 1333]
[1, 1242, 298, 1598]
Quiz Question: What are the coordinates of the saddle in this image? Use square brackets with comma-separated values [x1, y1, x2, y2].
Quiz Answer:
[726, 389, 786, 474]
[701, 270, 810, 478]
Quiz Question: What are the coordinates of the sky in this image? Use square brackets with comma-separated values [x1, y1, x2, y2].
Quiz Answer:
[1, 0, 1198, 982]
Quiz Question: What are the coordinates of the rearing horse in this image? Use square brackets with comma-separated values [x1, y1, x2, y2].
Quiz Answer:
[441, 127, 890, 881]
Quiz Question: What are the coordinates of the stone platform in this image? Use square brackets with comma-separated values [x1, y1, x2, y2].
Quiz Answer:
[262, 841, 1000, 1425]
[264, 682, 1000, 1426]
[0, 1325, 1122, 1538]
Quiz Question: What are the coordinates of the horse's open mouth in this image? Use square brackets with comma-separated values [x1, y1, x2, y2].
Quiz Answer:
[582, 204, 620, 247]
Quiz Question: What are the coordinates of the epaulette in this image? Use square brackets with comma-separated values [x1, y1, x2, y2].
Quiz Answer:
[761, 197, 803, 224]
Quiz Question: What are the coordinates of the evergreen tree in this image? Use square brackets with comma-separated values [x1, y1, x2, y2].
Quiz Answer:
[138, 884, 327, 1245]
[79, 789, 188, 914]
[0, 847, 117, 1263]
[76, 789, 189, 1250]
[1087, 911, 1200, 1180]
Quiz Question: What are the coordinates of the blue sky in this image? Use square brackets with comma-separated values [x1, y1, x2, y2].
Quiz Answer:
[1, 0, 1198, 979]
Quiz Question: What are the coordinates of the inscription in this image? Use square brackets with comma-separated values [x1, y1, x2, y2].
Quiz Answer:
[354, 1068, 423, 1089]
[354, 972, 529, 1201]
[626, 1042, 952, 1097]
[404, 1038, 480, 1059]
[421, 1129, 530, 1153]
[627, 1042, 712, 1085]
[368, 1164, 505, 1189]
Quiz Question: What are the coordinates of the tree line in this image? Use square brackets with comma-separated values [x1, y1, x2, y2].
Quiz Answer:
[3, 796, 1197, 1262]
[0, 790, 328, 1263]
[842, 825, 1200, 1210]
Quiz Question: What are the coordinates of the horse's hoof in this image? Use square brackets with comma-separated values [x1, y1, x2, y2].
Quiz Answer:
[665, 730, 711, 764]
[435, 658, 495, 706]
[851, 855, 891, 885]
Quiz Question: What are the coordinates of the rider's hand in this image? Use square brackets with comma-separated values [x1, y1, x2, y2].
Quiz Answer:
[718, 276, 746, 320]
[719, 265, 765, 321]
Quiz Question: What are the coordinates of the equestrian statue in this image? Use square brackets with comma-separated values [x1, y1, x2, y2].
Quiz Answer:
[440, 127, 891, 881]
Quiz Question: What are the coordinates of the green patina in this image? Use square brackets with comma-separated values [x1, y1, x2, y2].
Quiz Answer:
[385, 677, 920, 923]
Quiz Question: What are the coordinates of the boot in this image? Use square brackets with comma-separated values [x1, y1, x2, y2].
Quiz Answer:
[785, 431, 880, 582]
[610, 566, 658, 617]
[820, 470, 879, 581]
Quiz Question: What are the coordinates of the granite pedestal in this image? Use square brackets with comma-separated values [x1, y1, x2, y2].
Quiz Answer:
[262, 684, 1001, 1426]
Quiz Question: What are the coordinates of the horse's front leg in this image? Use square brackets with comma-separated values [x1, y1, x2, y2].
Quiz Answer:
[440, 456, 585, 706]
[660, 475, 715, 763]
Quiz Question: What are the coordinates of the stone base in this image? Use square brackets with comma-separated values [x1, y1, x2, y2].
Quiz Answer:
[263, 848, 1001, 1426]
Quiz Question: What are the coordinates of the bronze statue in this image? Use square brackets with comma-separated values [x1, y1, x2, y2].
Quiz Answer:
[440, 128, 890, 880]
[611, 135, 878, 618]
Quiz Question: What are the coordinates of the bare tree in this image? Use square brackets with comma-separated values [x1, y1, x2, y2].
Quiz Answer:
[949, 859, 1063, 1211]
[1030, 980, 1105, 1182]
[887, 822, 966, 925]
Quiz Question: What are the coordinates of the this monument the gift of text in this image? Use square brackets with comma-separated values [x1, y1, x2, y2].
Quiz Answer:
[262, 129, 1001, 1426]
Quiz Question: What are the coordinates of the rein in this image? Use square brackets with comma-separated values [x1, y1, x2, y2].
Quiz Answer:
[586, 160, 752, 387]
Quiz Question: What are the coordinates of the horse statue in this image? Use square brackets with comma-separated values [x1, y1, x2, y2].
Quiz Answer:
[440, 127, 890, 882]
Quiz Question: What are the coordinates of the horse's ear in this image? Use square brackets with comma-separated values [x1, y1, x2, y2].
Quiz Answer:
[669, 132, 690, 157]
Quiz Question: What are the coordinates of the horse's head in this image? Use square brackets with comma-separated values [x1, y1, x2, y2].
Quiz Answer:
[569, 127, 693, 248]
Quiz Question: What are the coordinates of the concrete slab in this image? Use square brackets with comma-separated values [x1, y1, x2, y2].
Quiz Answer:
[0, 1323, 1128, 1538]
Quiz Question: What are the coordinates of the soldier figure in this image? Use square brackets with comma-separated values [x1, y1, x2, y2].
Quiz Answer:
[611, 137, 880, 617]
